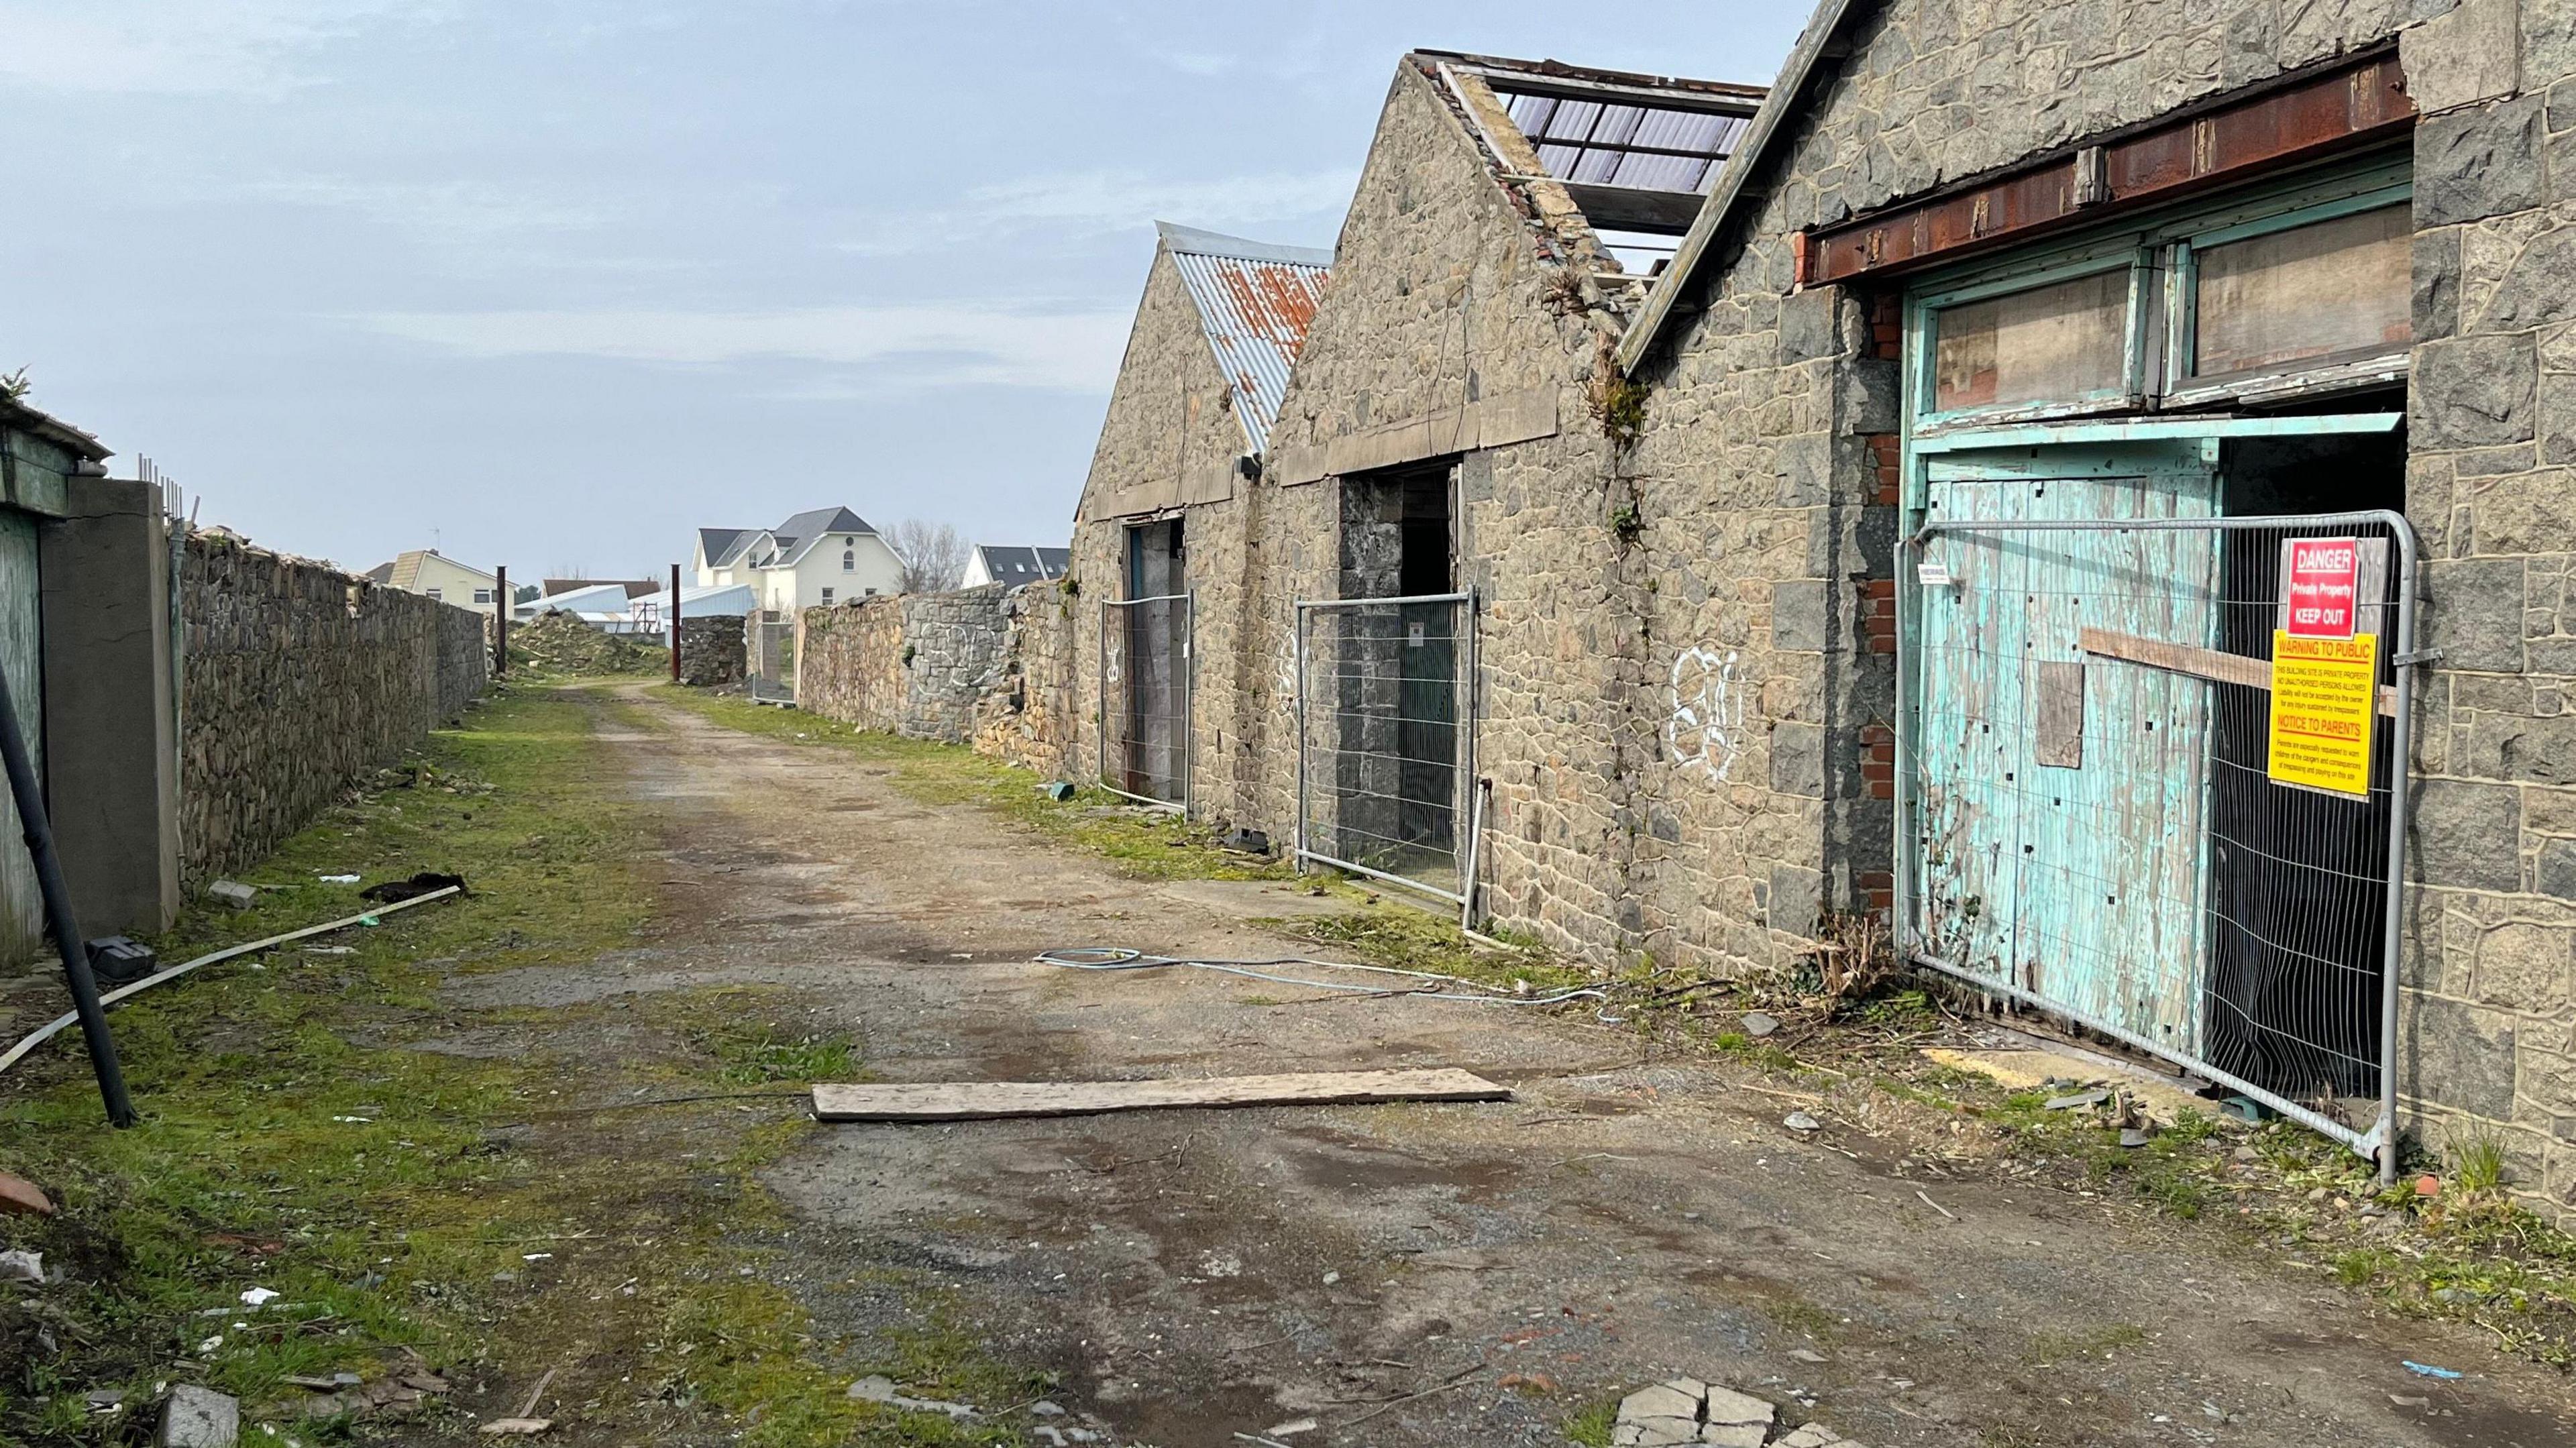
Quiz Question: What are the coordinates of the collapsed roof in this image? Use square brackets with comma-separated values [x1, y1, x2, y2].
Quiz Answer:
[1423, 50, 1766, 266]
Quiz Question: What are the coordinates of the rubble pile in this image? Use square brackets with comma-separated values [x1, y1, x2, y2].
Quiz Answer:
[508, 612, 666, 677]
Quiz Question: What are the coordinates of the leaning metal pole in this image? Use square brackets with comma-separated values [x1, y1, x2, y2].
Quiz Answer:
[0, 660, 136, 1126]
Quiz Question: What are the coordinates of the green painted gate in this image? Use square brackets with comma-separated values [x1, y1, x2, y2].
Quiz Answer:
[1907, 441, 2221, 1054]
[0, 510, 42, 964]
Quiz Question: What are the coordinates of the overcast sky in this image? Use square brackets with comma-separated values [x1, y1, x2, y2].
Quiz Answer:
[0, 2, 1801, 578]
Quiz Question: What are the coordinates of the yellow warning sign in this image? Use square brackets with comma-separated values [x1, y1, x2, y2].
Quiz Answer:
[2267, 630, 2379, 797]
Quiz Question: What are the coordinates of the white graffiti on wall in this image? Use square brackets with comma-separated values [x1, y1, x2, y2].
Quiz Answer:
[1667, 647, 1746, 781]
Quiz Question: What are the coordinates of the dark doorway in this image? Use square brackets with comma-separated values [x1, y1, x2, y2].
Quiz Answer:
[2204, 425, 2407, 1103]
[1330, 464, 1460, 883]
[1119, 518, 1187, 804]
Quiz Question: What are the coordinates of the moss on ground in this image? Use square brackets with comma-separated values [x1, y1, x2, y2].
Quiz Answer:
[0, 681, 1022, 1446]
[655, 689, 1292, 884]
[661, 687, 1584, 993]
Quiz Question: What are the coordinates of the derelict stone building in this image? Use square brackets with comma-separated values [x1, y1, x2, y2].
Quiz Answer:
[1061, 2, 2576, 1212]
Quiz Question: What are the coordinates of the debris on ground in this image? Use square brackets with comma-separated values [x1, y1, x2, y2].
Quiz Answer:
[0, 1168, 53, 1216]
[2402, 1361, 2463, 1380]
[206, 880, 258, 909]
[1741, 1011, 1780, 1038]
[1613, 1379, 1779, 1447]
[362, 871, 468, 903]
[1782, 1111, 1822, 1134]
[508, 612, 667, 677]
[2044, 1088, 2113, 1111]
[1610, 1380, 1867, 1447]
[845, 1375, 975, 1417]
[1222, 827, 1272, 854]
[478, 1369, 557, 1436]
[0, 1249, 41, 1282]
[158, 1386, 238, 1448]
[812, 1067, 1510, 1122]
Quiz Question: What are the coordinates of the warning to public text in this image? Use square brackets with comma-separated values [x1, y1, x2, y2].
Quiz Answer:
[2267, 630, 2378, 797]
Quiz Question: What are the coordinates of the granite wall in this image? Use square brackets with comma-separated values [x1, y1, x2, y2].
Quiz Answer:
[180, 531, 488, 887]
[797, 583, 1077, 771]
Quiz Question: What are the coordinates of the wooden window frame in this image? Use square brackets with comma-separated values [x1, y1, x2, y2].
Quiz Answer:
[1904, 154, 2410, 437]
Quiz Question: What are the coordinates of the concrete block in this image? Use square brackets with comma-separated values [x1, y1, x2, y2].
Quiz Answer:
[158, 1386, 237, 1448]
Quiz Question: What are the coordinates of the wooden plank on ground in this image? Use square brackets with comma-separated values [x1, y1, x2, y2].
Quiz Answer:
[811, 1068, 1511, 1123]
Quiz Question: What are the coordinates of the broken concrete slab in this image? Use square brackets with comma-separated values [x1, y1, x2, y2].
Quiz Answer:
[206, 881, 258, 909]
[1612, 1378, 1776, 1448]
[158, 1386, 237, 1448]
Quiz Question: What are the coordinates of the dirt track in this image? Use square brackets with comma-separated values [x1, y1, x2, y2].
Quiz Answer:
[456, 683, 2576, 1447]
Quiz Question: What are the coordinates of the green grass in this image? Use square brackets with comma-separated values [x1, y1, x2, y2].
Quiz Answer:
[1563, 1398, 1619, 1447]
[0, 682, 1028, 1445]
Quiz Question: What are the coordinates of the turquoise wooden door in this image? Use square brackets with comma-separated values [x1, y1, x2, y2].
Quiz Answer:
[0, 511, 42, 965]
[1911, 443, 2221, 1054]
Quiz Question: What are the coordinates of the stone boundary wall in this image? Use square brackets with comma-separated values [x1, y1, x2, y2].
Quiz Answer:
[797, 583, 1077, 770]
[180, 532, 488, 887]
[678, 614, 745, 686]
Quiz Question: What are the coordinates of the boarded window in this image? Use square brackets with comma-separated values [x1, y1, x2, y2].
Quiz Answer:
[2192, 205, 2409, 379]
[1931, 269, 2131, 413]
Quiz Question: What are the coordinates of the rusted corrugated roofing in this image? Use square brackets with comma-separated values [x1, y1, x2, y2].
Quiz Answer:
[1157, 222, 1332, 455]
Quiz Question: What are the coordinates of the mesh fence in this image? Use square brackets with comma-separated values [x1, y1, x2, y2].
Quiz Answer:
[1296, 594, 1476, 903]
[1899, 510, 2416, 1162]
[1099, 594, 1191, 810]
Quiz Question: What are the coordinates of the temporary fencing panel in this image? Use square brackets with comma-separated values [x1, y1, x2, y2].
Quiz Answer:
[1295, 592, 1477, 905]
[1099, 593, 1191, 809]
[749, 620, 795, 702]
[1899, 459, 2417, 1170]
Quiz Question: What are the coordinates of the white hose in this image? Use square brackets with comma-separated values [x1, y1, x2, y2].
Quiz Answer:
[1034, 946, 1607, 1006]
[0, 886, 464, 1076]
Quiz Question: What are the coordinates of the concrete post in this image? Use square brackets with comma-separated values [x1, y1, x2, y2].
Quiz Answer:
[39, 476, 179, 935]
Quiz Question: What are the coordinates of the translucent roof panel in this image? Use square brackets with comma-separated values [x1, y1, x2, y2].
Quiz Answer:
[1502, 90, 1750, 198]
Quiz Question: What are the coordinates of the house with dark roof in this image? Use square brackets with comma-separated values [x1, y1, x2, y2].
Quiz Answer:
[691, 506, 905, 616]
[961, 545, 1070, 590]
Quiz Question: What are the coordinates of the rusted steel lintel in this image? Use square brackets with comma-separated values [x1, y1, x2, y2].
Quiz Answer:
[2079, 626, 2398, 718]
[1798, 53, 2414, 288]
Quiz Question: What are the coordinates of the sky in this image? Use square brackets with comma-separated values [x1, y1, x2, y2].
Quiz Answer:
[0, 1, 1804, 579]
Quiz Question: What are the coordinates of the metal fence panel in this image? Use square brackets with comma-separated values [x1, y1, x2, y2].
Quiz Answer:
[1099, 593, 1191, 810]
[1295, 593, 1478, 906]
[1898, 510, 2418, 1172]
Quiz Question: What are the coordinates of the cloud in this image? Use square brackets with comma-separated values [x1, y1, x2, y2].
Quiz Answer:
[0, 1, 440, 96]
[841, 167, 1352, 255]
[356, 302, 1134, 394]
[248, 176, 611, 240]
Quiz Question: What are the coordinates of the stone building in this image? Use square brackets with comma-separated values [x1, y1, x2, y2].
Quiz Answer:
[1069, 223, 1331, 816]
[1592, 0, 2573, 1207]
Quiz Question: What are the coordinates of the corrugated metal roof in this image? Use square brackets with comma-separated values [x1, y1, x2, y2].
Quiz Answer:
[1157, 222, 1332, 455]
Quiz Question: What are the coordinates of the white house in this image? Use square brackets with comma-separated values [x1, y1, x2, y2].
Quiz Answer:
[961, 544, 1070, 590]
[693, 506, 906, 617]
[364, 549, 501, 616]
